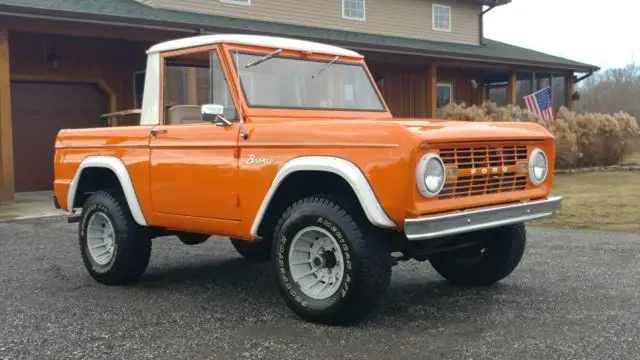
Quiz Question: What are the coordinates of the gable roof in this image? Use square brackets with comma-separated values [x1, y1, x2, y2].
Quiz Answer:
[0, 0, 599, 73]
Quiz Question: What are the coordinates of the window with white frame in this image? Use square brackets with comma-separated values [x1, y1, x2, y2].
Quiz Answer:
[220, 0, 250, 6]
[343, 0, 365, 21]
[432, 4, 451, 32]
[436, 83, 452, 108]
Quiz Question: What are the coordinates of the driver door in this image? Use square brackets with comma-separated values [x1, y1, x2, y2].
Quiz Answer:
[149, 47, 241, 220]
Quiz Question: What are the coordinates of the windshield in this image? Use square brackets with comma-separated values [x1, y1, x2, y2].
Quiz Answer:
[230, 51, 386, 112]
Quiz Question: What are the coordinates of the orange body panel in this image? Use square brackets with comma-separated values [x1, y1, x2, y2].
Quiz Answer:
[52, 40, 557, 241]
[54, 125, 155, 222]
[53, 116, 555, 239]
[148, 123, 240, 220]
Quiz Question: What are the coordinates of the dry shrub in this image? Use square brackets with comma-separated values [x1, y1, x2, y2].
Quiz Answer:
[628, 136, 640, 162]
[547, 110, 579, 169]
[439, 102, 640, 169]
[439, 102, 489, 122]
[616, 112, 640, 161]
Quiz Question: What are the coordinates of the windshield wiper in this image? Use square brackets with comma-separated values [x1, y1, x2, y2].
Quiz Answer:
[245, 48, 282, 68]
[311, 56, 339, 78]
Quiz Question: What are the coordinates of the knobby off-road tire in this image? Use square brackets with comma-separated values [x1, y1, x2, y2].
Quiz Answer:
[272, 195, 392, 326]
[79, 190, 151, 285]
[230, 238, 272, 261]
[178, 233, 210, 246]
[429, 223, 527, 286]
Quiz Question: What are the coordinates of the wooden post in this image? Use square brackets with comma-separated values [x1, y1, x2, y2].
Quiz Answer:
[532, 72, 536, 93]
[567, 74, 575, 111]
[549, 74, 554, 109]
[0, 28, 14, 202]
[426, 63, 437, 118]
[506, 70, 517, 105]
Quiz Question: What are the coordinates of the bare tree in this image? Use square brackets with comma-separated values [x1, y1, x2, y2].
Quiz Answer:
[576, 63, 640, 124]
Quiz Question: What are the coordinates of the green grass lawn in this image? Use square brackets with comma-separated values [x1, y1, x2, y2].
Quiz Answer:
[532, 171, 640, 233]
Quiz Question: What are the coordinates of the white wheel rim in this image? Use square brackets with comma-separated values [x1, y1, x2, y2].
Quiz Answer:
[86, 212, 116, 266]
[288, 226, 345, 300]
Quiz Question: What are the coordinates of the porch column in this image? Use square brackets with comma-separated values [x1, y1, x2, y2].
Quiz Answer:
[506, 70, 517, 105]
[532, 72, 536, 93]
[0, 28, 14, 202]
[426, 63, 437, 118]
[567, 74, 575, 111]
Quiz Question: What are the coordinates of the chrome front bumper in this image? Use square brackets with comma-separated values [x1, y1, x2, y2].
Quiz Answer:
[404, 196, 563, 241]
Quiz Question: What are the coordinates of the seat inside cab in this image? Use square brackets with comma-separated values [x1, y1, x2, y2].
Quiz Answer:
[162, 49, 238, 125]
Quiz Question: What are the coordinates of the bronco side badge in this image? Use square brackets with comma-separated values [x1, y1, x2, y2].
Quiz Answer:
[246, 154, 274, 165]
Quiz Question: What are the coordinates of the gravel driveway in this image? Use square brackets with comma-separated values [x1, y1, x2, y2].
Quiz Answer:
[1, 218, 639, 360]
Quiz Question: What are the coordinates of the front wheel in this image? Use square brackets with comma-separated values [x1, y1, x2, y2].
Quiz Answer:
[272, 195, 392, 325]
[79, 190, 151, 285]
[429, 223, 527, 286]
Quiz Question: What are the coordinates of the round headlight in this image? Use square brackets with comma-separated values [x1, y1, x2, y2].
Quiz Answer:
[529, 148, 548, 185]
[416, 153, 446, 197]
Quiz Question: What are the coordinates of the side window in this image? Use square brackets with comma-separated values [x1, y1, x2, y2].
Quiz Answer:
[133, 71, 145, 109]
[211, 51, 239, 121]
[162, 49, 238, 125]
[436, 83, 452, 108]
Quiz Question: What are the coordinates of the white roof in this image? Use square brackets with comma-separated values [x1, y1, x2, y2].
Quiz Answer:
[146, 34, 363, 58]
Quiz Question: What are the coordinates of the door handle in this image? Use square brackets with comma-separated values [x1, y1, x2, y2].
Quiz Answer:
[150, 127, 168, 137]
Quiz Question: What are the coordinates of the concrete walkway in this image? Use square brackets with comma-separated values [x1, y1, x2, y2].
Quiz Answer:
[0, 191, 66, 221]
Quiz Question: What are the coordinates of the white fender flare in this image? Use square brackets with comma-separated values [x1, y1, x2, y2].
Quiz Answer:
[250, 156, 397, 239]
[66, 155, 148, 226]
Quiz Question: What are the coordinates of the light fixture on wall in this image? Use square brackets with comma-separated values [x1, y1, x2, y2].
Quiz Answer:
[471, 79, 478, 89]
[46, 52, 59, 71]
[572, 91, 580, 101]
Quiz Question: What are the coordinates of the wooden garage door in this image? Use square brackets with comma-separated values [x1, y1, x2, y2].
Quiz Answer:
[11, 82, 108, 192]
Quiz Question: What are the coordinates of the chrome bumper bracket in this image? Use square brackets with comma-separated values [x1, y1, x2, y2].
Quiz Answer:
[404, 196, 562, 241]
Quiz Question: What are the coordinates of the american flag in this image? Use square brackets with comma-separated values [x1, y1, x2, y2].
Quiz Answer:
[523, 87, 555, 121]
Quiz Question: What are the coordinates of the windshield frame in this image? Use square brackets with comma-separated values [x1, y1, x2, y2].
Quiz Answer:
[224, 47, 390, 116]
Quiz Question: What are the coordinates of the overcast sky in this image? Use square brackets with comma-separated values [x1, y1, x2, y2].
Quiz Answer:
[483, 0, 635, 70]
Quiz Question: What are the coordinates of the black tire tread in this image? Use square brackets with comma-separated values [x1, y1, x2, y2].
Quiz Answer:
[272, 194, 391, 325]
[80, 190, 151, 285]
[429, 223, 527, 286]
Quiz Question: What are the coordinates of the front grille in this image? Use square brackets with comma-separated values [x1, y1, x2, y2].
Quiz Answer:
[440, 145, 528, 168]
[438, 144, 529, 200]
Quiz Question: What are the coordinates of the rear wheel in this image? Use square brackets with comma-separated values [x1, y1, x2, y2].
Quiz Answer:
[79, 190, 151, 285]
[429, 223, 527, 286]
[272, 195, 391, 325]
[230, 238, 271, 261]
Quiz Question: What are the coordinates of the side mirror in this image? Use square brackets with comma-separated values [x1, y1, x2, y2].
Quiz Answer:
[201, 104, 223, 121]
[202, 104, 233, 127]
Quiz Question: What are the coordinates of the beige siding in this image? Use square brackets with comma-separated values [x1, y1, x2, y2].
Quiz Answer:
[136, 0, 481, 45]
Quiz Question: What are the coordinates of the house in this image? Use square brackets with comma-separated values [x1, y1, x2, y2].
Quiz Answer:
[0, 0, 599, 201]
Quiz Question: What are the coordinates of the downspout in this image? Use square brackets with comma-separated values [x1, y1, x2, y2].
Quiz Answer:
[479, 5, 496, 46]
[575, 71, 594, 84]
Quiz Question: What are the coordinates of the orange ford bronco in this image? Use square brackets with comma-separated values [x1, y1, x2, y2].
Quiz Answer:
[53, 34, 562, 325]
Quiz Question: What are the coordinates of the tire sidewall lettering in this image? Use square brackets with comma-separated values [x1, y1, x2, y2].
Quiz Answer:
[80, 203, 117, 274]
[276, 213, 355, 311]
